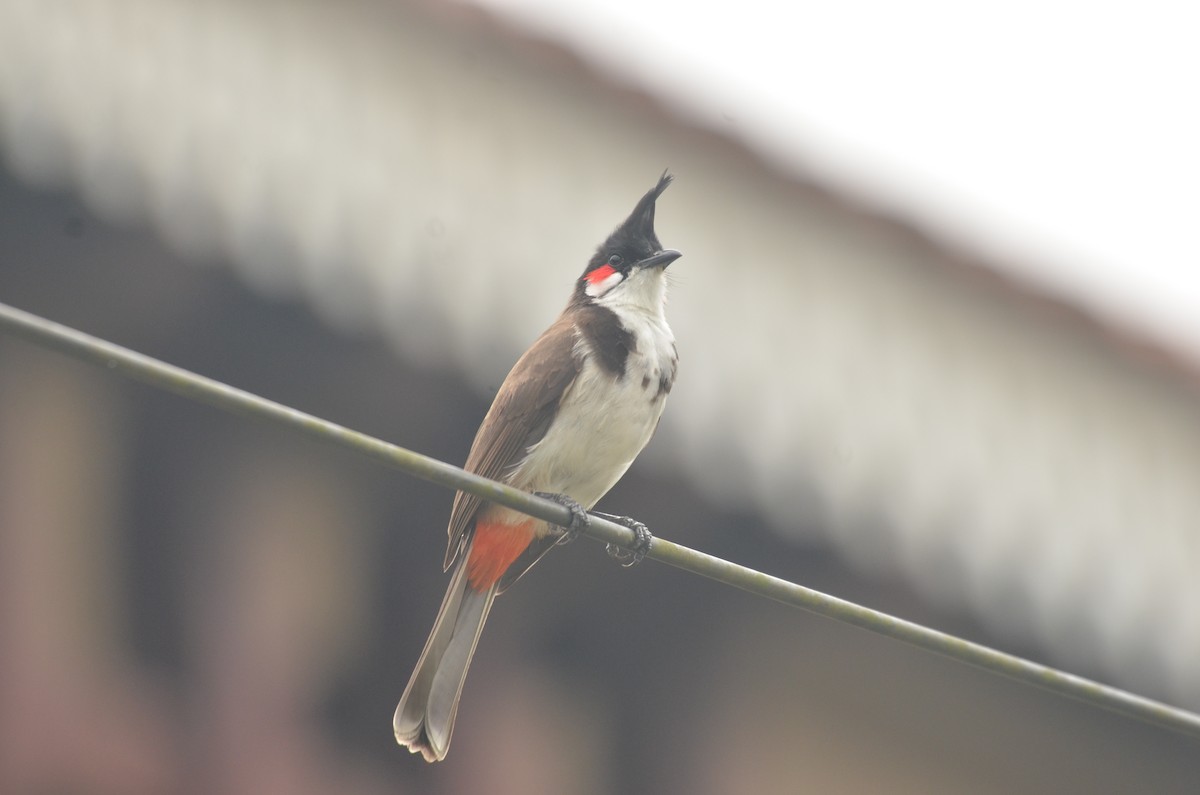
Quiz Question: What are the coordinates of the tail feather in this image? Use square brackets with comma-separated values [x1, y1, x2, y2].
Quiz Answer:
[394, 557, 497, 762]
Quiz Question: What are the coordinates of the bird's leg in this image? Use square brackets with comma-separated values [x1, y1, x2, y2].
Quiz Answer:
[592, 512, 654, 567]
[534, 492, 590, 546]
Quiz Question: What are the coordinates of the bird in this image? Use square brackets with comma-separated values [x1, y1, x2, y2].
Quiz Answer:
[393, 172, 683, 762]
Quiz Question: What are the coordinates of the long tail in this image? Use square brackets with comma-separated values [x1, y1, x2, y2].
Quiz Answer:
[393, 555, 497, 762]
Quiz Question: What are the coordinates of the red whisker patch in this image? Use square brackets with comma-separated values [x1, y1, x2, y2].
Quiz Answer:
[586, 264, 617, 284]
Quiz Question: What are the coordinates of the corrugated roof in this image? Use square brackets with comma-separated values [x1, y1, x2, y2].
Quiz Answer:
[2, 0, 1196, 709]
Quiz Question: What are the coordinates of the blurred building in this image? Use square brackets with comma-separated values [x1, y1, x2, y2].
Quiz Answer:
[1, 1, 1198, 793]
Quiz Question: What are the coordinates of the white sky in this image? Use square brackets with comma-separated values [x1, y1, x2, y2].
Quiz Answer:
[470, 0, 1200, 358]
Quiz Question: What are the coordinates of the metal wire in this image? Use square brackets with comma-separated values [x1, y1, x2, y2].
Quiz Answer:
[2, 299, 1198, 740]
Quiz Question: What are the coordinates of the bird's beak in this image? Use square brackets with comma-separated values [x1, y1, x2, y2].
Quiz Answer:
[639, 249, 682, 270]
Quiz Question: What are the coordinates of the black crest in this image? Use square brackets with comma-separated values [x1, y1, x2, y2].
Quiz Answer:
[583, 171, 673, 277]
[614, 170, 673, 250]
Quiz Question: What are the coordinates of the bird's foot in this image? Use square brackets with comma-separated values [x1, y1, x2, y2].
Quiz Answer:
[593, 512, 654, 567]
[534, 492, 590, 545]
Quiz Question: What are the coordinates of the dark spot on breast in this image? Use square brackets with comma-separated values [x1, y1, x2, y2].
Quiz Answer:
[652, 357, 677, 402]
[575, 305, 634, 378]
[641, 374, 651, 389]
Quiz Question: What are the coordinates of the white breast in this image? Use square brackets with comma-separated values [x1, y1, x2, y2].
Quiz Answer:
[512, 313, 676, 511]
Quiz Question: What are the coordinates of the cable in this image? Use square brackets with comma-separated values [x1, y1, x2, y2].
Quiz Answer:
[2, 299, 1198, 739]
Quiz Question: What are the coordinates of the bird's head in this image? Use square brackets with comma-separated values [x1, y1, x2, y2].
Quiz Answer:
[576, 172, 681, 311]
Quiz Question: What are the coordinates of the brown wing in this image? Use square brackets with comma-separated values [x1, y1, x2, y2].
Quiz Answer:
[443, 315, 582, 570]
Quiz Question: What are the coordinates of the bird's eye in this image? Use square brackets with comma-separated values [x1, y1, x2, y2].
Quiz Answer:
[608, 254, 624, 268]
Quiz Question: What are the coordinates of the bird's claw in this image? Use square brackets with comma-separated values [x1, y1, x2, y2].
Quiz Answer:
[594, 512, 654, 567]
[534, 492, 590, 545]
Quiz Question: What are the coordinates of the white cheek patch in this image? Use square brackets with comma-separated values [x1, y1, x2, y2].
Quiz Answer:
[585, 269, 625, 298]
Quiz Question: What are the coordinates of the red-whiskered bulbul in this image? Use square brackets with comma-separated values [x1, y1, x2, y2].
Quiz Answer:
[393, 173, 682, 762]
